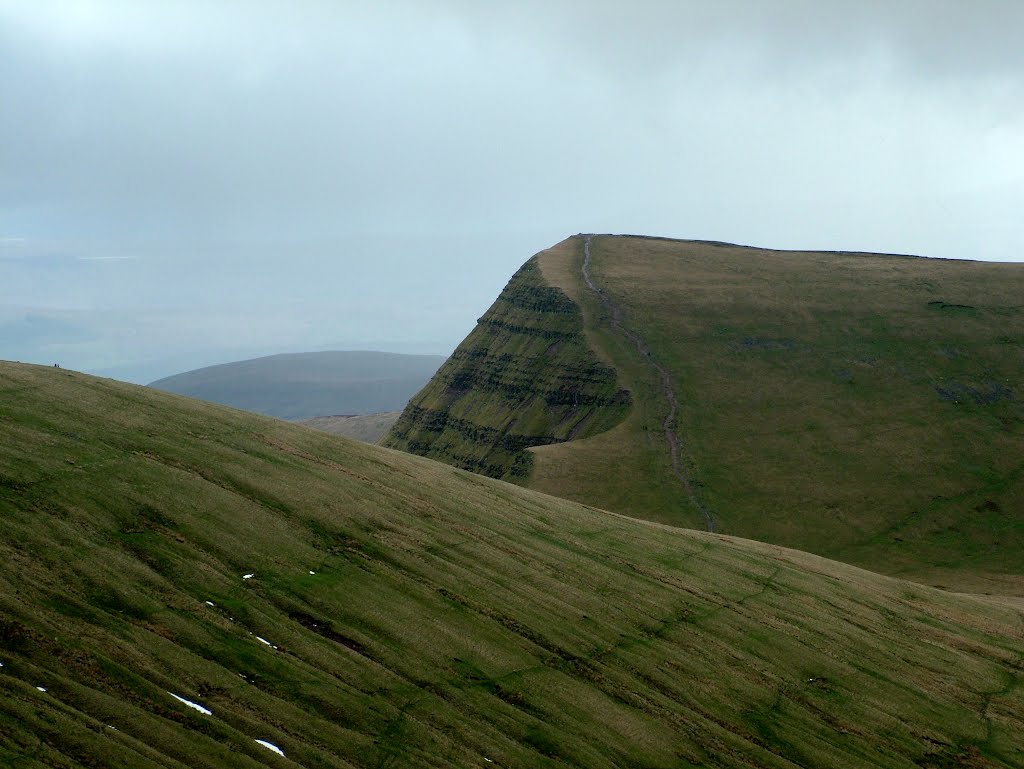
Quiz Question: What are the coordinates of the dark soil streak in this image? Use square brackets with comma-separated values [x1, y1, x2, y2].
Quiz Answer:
[580, 235, 717, 533]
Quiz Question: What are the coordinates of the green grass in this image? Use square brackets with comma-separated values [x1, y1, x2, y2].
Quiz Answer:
[512, 235, 1024, 592]
[2, 361, 1024, 767]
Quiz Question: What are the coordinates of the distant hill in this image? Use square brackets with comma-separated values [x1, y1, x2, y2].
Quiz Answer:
[148, 351, 445, 420]
[294, 411, 401, 443]
[385, 234, 1024, 593]
[2, 361, 1023, 767]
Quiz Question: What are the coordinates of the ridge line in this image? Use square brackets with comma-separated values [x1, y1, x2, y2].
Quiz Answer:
[580, 234, 717, 533]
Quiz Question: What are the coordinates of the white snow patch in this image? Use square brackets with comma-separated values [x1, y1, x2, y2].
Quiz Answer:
[36, 686, 47, 692]
[255, 636, 277, 649]
[0, 660, 4, 667]
[167, 691, 212, 715]
[255, 739, 285, 756]
[205, 600, 216, 607]
[484, 759, 493, 763]
[308, 570, 315, 575]
[242, 573, 255, 579]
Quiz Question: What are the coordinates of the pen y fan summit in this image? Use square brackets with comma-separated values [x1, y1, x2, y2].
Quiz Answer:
[385, 234, 1024, 593]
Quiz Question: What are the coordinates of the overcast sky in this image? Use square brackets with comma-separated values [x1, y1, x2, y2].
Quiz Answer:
[2, 1, 1022, 382]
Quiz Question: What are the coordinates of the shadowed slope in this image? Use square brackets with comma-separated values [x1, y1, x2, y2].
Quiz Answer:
[2, 362, 1024, 768]
[384, 257, 630, 479]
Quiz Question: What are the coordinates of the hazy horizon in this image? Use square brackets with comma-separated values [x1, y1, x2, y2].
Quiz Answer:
[3, 1, 1022, 383]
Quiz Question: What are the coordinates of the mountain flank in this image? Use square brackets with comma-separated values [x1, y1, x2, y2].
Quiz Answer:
[2, 361, 1024, 767]
[386, 235, 1024, 594]
[149, 351, 445, 420]
[385, 259, 630, 478]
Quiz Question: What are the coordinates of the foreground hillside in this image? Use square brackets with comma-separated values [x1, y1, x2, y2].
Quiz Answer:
[149, 351, 445, 420]
[386, 235, 1024, 592]
[1, 362, 1023, 768]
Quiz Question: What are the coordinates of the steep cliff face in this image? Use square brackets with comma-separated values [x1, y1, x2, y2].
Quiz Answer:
[383, 255, 629, 479]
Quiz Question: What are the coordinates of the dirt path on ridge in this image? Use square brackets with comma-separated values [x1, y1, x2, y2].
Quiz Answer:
[581, 235, 717, 533]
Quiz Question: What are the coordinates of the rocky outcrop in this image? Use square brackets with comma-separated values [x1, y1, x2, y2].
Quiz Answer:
[383, 256, 629, 480]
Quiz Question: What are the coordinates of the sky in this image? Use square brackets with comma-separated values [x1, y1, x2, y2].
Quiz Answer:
[2, 0, 1022, 383]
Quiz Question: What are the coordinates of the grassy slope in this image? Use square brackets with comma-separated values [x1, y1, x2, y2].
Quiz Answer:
[294, 412, 401, 444]
[3, 361, 1024, 768]
[149, 351, 445, 420]
[528, 236, 1024, 593]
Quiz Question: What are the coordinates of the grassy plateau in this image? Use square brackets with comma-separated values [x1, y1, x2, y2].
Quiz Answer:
[2, 361, 1024, 767]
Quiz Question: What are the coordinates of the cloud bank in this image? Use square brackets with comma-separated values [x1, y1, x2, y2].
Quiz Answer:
[2, 1, 1021, 380]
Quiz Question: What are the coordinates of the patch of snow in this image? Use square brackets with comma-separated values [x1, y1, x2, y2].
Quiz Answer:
[107, 725, 118, 731]
[255, 739, 285, 757]
[243, 573, 255, 579]
[36, 686, 46, 692]
[0, 660, 4, 667]
[167, 691, 212, 715]
[205, 600, 216, 607]
[255, 636, 277, 649]
[484, 758, 493, 763]
[308, 570, 315, 575]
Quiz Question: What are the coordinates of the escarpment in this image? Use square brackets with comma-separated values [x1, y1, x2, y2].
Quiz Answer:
[383, 256, 629, 480]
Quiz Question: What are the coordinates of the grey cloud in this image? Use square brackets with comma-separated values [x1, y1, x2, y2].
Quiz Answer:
[1, 1, 1021, 380]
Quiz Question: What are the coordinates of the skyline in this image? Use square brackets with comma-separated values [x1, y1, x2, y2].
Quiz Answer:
[2, 1, 1022, 382]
